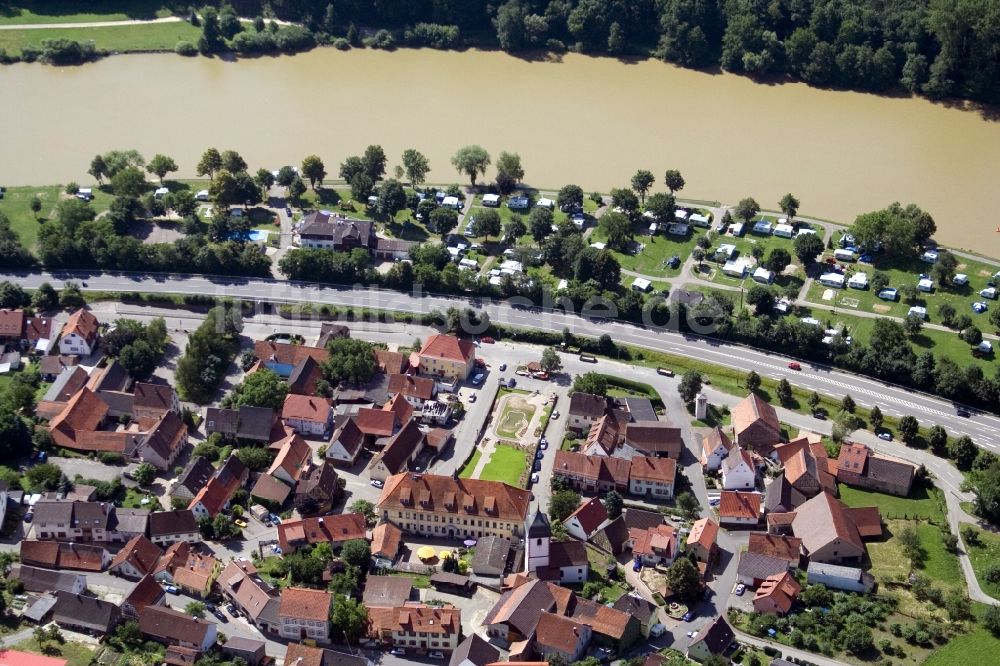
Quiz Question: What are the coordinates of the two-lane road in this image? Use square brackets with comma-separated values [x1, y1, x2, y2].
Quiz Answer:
[9, 270, 997, 446]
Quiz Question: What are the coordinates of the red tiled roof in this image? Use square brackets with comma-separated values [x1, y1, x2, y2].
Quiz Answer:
[374, 349, 407, 374]
[732, 393, 780, 436]
[565, 496, 608, 534]
[719, 491, 761, 520]
[629, 456, 677, 484]
[277, 513, 366, 552]
[419, 334, 475, 363]
[686, 518, 719, 551]
[124, 574, 165, 614]
[253, 341, 329, 366]
[0, 309, 25, 338]
[110, 535, 162, 575]
[60, 308, 99, 344]
[371, 522, 403, 559]
[0, 650, 69, 666]
[281, 394, 331, 423]
[753, 571, 800, 614]
[188, 474, 239, 517]
[629, 524, 676, 558]
[535, 611, 586, 655]
[383, 393, 414, 424]
[354, 407, 396, 437]
[553, 450, 631, 487]
[377, 473, 530, 524]
[283, 644, 323, 666]
[747, 533, 802, 563]
[387, 374, 435, 400]
[279, 587, 331, 622]
[267, 433, 312, 482]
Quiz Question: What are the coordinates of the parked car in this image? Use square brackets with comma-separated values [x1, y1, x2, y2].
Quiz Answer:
[472, 373, 485, 385]
[507, 378, 517, 388]
[212, 608, 228, 623]
[429, 652, 445, 660]
[530, 473, 539, 483]
[683, 612, 694, 622]
[165, 585, 179, 594]
[371, 479, 384, 488]
[878, 431, 893, 441]
[552, 410, 560, 420]
[468, 394, 476, 403]
[539, 441, 548, 450]
[23, 512, 32, 523]
[499, 362, 507, 371]
[734, 583, 746, 596]
[533, 461, 541, 472]
[225, 603, 237, 614]
[481, 336, 495, 344]
[632, 560, 643, 572]
[234, 519, 248, 528]
[649, 623, 666, 638]
[389, 649, 406, 656]
[957, 408, 971, 417]
[686, 631, 697, 638]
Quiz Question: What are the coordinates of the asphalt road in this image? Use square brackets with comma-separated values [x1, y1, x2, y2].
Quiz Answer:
[13, 270, 995, 448]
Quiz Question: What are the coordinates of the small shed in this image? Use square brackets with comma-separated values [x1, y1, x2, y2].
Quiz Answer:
[917, 278, 934, 292]
[752, 267, 774, 284]
[632, 278, 653, 293]
[536, 198, 554, 210]
[908, 306, 928, 319]
[442, 196, 461, 209]
[508, 196, 529, 210]
[954, 273, 968, 286]
[847, 273, 868, 289]
[482, 193, 501, 207]
[429, 572, 474, 594]
[773, 223, 794, 238]
[690, 213, 710, 227]
[752, 220, 773, 235]
[730, 222, 745, 237]
[715, 244, 737, 260]
[723, 260, 748, 278]
[807, 562, 875, 593]
[819, 273, 845, 288]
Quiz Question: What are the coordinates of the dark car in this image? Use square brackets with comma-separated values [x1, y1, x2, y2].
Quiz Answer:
[813, 411, 826, 420]
[507, 378, 517, 388]
[667, 255, 681, 269]
[213, 609, 228, 623]
[957, 408, 971, 417]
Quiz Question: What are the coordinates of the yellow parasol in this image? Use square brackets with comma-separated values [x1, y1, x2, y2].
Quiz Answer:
[417, 546, 437, 560]
[439, 550, 452, 560]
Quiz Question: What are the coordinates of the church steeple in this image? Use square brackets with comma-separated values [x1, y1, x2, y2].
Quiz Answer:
[526, 508, 550, 572]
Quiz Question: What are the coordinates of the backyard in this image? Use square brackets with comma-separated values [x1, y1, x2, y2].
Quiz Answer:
[962, 526, 1000, 599]
[0, 185, 114, 249]
[865, 519, 963, 591]
[838, 484, 945, 523]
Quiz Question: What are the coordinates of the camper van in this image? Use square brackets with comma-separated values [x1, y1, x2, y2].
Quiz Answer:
[833, 249, 856, 262]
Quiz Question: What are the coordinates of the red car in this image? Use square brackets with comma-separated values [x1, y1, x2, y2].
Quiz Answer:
[481, 336, 496, 344]
[788, 362, 801, 370]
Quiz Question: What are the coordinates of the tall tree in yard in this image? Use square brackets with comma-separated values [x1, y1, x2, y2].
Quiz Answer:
[495, 151, 524, 194]
[776, 378, 792, 406]
[196, 148, 223, 180]
[631, 170, 654, 204]
[898, 415, 919, 444]
[451, 145, 491, 186]
[779, 193, 800, 219]
[301, 155, 326, 189]
[147, 154, 178, 184]
[29, 196, 41, 219]
[735, 197, 760, 223]
[362, 145, 387, 181]
[678, 371, 702, 404]
[745, 371, 761, 393]
[663, 169, 685, 194]
[401, 149, 430, 188]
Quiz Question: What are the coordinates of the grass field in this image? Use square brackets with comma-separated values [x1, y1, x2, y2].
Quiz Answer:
[457, 448, 483, 479]
[495, 396, 536, 439]
[962, 526, 1000, 599]
[12, 638, 96, 666]
[0, 184, 115, 248]
[867, 519, 963, 589]
[838, 483, 945, 523]
[477, 443, 527, 486]
[590, 224, 701, 278]
[924, 624, 1000, 665]
[0, 2, 172, 25]
[0, 20, 203, 55]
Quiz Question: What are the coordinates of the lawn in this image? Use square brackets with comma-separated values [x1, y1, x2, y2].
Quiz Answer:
[457, 447, 483, 479]
[297, 186, 431, 241]
[590, 224, 701, 278]
[803, 249, 1000, 324]
[122, 486, 156, 509]
[838, 483, 945, 523]
[962, 526, 1000, 599]
[477, 443, 528, 486]
[495, 395, 536, 440]
[0, 20, 203, 55]
[0, 2, 173, 24]
[468, 192, 599, 231]
[867, 519, 963, 589]
[0, 184, 115, 248]
[12, 638, 96, 666]
[924, 624, 1000, 666]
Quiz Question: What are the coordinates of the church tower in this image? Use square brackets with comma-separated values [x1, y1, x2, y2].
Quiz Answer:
[525, 508, 551, 572]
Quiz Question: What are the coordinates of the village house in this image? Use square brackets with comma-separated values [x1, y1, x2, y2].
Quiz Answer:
[721, 447, 757, 490]
[718, 491, 762, 526]
[296, 213, 376, 251]
[450, 635, 500, 666]
[148, 509, 201, 546]
[171, 457, 216, 503]
[563, 497, 608, 541]
[24, 314, 55, 352]
[612, 594, 659, 638]
[109, 535, 162, 579]
[137, 411, 188, 471]
[58, 308, 100, 356]
[222, 638, 267, 666]
[806, 561, 876, 593]
[20, 540, 111, 572]
[685, 518, 719, 564]
[371, 522, 404, 564]
[38, 355, 79, 382]
[552, 451, 630, 494]
[9, 565, 86, 595]
[121, 574, 167, 619]
[628, 456, 677, 499]
[52, 591, 121, 635]
[292, 460, 340, 514]
[627, 524, 679, 567]
[282, 395, 334, 438]
[747, 533, 803, 568]
[737, 551, 791, 586]
[282, 644, 365, 666]
[417, 334, 476, 382]
[835, 443, 916, 497]
[47, 388, 133, 455]
[686, 617, 734, 663]
[139, 605, 218, 652]
[325, 417, 365, 466]
[567, 392, 609, 433]
[772, 437, 836, 501]
[753, 571, 801, 616]
[369, 420, 426, 481]
[276, 513, 367, 554]
[279, 587, 332, 642]
[32, 500, 116, 542]
[377, 473, 531, 540]
[217, 560, 280, 634]
[387, 374, 437, 407]
[205, 406, 276, 442]
[0, 308, 25, 344]
[701, 427, 734, 471]
[534, 612, 591, 662]
[363, 576, 414, 609]
[267, 433, 313, 486]
[782, 491, 882, 564]
[525, 510, 590, 584]
[731, 393, 782, 455]
[369, 603, 462, 653]
[132, 382, 181, 422]
[622, 422, 684, 459]
[153, 543, 220, 598]
[470, 536, 511, 578]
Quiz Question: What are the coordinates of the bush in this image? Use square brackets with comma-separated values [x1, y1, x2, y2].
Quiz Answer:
[404, 23, 460, 49]
[64, 182, 79, 195]
[364, 29, 395, 49]
[231, 31, 276, 53]
[333, 38, 350, 50]
[40, 38, 96, 64]
[274, 26, 316, 52]
[175, 41, 197, 56]
[97, 452, 124, 465]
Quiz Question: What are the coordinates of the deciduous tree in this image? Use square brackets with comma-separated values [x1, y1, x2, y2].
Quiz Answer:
[301, 155, 326, 189]
[549, 489, 582, 522]
[631, 169, 654, 204]
[678, 371, 702, 404]
[793, 233, 824, 264]
[734, 197, 760, 223]
[362, 145, 387, 181]
[146, 154, 178, 184]
[495, 151, 524, 194]
[778, 193, 800, 219]
[451, 145, 491, 186]
[663, 169, 685, 194]
[401, 149, 430, 188]
[472, 208, 501, 241]
[540, 347, 562, 373]
[898, 415, 919, 444]
[664, 556, 701, 602]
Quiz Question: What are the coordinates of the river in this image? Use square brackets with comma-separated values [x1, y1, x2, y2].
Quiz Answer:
[2, 48, 999, 254]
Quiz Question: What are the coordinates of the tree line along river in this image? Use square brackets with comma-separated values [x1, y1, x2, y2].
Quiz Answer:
[2, 47, 999, 256]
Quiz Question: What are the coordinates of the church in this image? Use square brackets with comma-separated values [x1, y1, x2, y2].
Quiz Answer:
[525, 509, 591, 584]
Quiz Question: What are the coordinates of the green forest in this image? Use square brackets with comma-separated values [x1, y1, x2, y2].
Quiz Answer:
[211, 0, 1000, 104]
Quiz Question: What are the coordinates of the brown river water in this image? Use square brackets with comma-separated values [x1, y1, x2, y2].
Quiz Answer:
[2, 48, 999, 255]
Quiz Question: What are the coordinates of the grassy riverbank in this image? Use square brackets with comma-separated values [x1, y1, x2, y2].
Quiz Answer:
[0, 20, 201, 55]
[0, 2, 173, 25]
